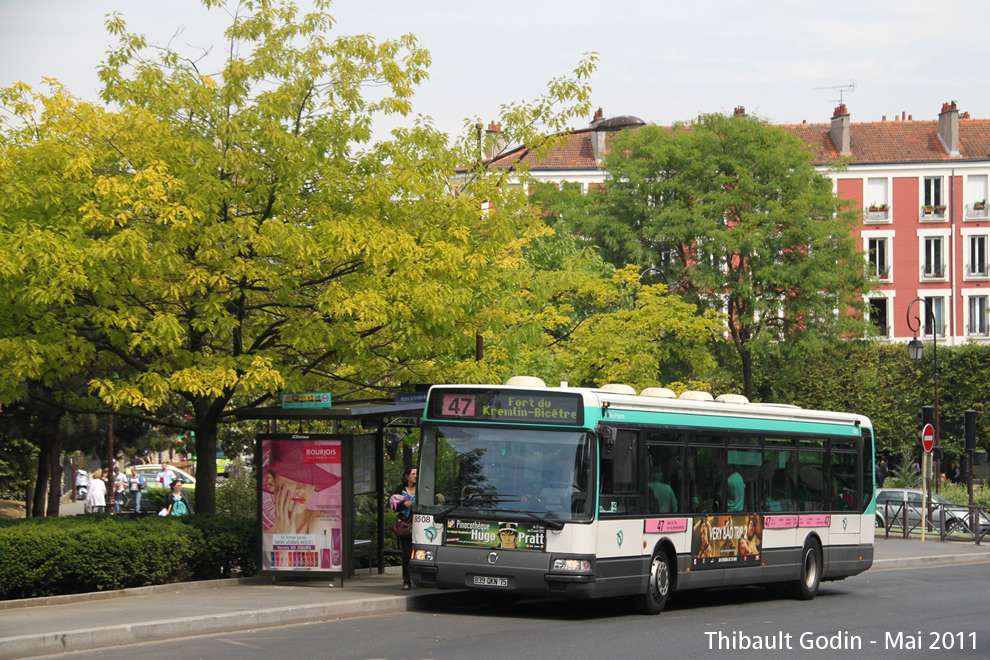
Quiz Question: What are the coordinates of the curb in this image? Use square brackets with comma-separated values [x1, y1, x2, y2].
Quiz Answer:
[871, 553, 990, 570]
[0, 590, 479, 660]
[0, 576, 273, 611]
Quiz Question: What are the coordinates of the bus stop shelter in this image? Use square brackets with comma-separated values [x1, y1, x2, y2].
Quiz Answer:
[233, 395, 424, 583]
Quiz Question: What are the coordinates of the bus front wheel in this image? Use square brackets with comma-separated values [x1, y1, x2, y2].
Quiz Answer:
[638, 549, 672, 615]
[789, 539, 822, 600]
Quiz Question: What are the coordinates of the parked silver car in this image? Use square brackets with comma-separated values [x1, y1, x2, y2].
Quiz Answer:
[875, 488, 990, 533]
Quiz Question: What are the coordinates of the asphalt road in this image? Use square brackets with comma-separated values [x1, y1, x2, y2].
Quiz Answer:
[39, 563, 989, 660]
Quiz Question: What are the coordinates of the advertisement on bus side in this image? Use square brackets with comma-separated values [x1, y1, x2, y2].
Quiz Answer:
[443, 518, 546, 550]
[691, 514, 763, 568]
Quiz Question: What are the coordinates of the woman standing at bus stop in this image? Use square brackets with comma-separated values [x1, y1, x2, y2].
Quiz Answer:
[390, 467, 416, 590]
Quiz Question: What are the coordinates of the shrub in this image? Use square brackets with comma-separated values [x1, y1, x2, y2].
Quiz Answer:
[216, 469, 257, 519]
[884, 463, 921, 488]
[939, 481, 990, 508]
[0, 514, 257, 599]
[180, 515, 258, 579]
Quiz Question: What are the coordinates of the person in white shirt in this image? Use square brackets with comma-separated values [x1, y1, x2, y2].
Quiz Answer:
[86, 471, 107, 514]
[157, 462, 175, 488]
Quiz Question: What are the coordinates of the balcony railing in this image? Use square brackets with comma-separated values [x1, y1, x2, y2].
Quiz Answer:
[865, 208, 889, 222]
[920, 205, 947, 221]
[965, 263, 989, 279]
[921, 264, 947, 280]
[967, 203, 988, 219]
[872, 266, 891, 282]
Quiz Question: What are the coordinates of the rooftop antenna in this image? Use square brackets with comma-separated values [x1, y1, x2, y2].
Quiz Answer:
[814, 81, 856, 106]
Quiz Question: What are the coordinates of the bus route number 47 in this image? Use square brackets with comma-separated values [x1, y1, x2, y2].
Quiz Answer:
[444, 395, 476, 417]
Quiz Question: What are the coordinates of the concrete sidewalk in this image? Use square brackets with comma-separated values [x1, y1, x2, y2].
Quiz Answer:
[2, 536, 989, 659]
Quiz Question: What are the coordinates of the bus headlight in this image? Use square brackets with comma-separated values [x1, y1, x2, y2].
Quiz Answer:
[552, 558, 592, 571]
[412, 549, 434, 561]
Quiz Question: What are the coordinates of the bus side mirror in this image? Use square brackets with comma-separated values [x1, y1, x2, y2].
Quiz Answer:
[598, 425, 616, 459]
[386, 430, 404, 461]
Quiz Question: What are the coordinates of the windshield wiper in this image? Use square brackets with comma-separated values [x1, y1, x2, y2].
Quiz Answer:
[433, 502, 564, 530]
[434, 498, 494, 524]
[499, 508, 564, 531]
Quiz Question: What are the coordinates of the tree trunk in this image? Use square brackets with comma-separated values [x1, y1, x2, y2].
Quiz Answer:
[32, 436, 52, 517]
[25, 483, 34, 518]
[193, 398, 221, 515]
[46, 436, 64, 517]
[740, 346, 754, 401]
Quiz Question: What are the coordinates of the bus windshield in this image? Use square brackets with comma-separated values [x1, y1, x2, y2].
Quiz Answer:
[418, 425, 595, 523]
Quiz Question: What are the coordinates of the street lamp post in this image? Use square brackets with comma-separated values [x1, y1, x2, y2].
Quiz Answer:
[906, 297, 941, 500]
[633, 266, 662, 306]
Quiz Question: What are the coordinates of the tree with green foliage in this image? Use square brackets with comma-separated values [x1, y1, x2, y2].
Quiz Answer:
[0, 0, 597, 513]
[536, 113, 872, 398]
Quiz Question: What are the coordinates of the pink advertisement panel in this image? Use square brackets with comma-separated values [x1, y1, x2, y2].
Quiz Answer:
[261, 436, 343, 572]
[644, 518, 689, 534]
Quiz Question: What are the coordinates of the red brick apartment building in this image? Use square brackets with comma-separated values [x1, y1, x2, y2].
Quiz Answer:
[485, 103, 990, 346]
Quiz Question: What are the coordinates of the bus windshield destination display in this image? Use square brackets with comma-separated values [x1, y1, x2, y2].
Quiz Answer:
[432, 389, 583, 425]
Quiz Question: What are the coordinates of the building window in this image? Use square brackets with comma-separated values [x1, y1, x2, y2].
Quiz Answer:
[924, 177, 943, 208]
[865, 178, 890, 221]
[867, 178, 888, 208]
[868, 238, 889, 279]
[869, 297, 889, 337]
[969, 235, 988, 277]
[968, 174, 988, 218]
[924, 296, 945, 336]
[696, 236, 722, 271]
[968, 296, 989, 336]
[923, 237, 945, 278]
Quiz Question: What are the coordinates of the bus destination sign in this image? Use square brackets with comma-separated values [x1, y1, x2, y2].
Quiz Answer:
[430, 389, 583, 426]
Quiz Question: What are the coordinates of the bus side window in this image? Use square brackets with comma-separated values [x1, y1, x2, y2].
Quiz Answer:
[765, 446, 796, 511]
[689, 444, 725, 513]
[831, 442, 859, 512]
[599, 430, 640, 516]
[646, 444, 682, 514]
[727, 445, 762, 513]
[797, 443, 826, 511]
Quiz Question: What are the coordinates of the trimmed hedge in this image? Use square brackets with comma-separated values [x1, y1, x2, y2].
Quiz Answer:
[0, 514, 258, 600]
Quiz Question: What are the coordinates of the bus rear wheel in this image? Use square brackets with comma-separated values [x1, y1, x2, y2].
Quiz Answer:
[789, 539, 821, 600]
[638, 549, 672, 615]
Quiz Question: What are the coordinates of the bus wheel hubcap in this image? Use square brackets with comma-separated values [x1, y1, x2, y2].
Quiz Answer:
[653, 557, 669, 596]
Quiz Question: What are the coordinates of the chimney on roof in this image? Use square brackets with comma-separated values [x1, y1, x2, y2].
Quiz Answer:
[591, 107, 604, 127]
[937, 100, 960, 158]
[829, 104, 851, 157]
[734, 106, 746, 116]
[591, 108, 607, 166]
[485, 121, 505, 161]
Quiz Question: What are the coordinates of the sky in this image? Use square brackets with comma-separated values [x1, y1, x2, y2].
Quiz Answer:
[3, 0, 990, 141]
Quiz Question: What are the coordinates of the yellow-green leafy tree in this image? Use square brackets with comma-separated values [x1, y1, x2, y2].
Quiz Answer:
[0, 0, 596, 512]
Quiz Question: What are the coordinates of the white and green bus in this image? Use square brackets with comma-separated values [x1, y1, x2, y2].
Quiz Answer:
[409, 377, 875, 614]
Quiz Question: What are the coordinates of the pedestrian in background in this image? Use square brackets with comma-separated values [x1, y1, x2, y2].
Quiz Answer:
[129, 467, 145, 513]
[113, 467, 127, 514]
[164, 479, 193, 516]
[86, 471, 107, 514]
[157, 461, 174, 487]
